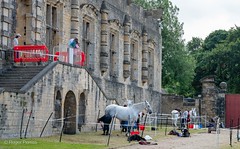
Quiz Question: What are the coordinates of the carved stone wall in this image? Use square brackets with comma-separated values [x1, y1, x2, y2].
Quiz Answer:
[0, 0, 163, 138]
[0, 63, 109, 138]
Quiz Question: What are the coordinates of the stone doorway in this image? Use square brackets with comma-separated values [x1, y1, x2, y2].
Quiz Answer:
[53, 90, 62, 128]
[63, 91, 76, 134]
[78, 93, 86, 131]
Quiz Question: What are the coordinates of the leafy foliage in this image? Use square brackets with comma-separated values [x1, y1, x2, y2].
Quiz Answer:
[134, 1, 240, 95]
[203, 29, 228, 51]
[191, 27, 240, 94]
[187, 37, 203, 54]
[134, 0, 196, 96]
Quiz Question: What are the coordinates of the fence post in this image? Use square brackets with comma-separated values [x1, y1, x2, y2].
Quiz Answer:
[205, 115, 207, 128]
[95, 110, 100, 132]
[128, 115, 131, 143]
[216, 117, 220, 148]
[107, 114, 116, 146]
[160, 113, 163, 129]
[20, 109, 25, 139]
[59, 110, 68, 142]
[24, 110, 32, 138]
[237, 117, 240, 142]
[141, 114, 148, 137]
[230, 119, 233, 147]
[165, 117, 168, 136]
[155, 113, 157, 136]
[40, 112, 53, 137]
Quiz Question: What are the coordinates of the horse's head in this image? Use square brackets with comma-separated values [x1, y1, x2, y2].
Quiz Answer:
[190, 108, 197, 117]
[145, 101, 153, 114]
[127, 100, 133, 107]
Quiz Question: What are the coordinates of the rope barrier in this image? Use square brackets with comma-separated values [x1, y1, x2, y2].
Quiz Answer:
[14, 50, 58, 57]
[16, 111, 240, 148]
[19, 111, 240, 131]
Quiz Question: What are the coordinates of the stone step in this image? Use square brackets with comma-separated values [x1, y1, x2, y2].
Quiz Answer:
[0, 80, 29, 85]
[0, 65, 46, 90]
[0, 72, 38, 77]
[0, 84, 24, 90]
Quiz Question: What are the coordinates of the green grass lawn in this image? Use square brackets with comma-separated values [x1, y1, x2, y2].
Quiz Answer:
[0, 138, 106, 149]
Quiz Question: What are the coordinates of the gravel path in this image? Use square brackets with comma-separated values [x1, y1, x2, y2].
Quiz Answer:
[117, 129, 238, 149]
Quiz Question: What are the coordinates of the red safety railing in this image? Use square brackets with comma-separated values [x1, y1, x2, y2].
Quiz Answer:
[54, 51, 68, 62]
[74, 51, 86, 66]
[54, 50, 86, 66]
[13, 45, 49, 62]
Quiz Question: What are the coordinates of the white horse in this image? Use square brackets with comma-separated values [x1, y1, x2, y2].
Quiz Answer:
[105, 101, 153, 131]
[189, 108, 197, 122]
[123, 99, 133, 107]
[171, 109, 181, 128]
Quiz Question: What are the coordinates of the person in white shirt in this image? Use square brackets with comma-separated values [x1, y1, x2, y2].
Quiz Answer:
[13, 33, 21, 47]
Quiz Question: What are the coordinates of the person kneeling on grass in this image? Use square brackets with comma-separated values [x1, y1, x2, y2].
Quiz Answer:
[97, 114, 112, 135]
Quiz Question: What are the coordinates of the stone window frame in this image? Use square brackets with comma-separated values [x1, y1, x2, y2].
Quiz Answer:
[1, 5, 10, 47]
[147, 40, 156, 88]
[130, 30, 141, 84]
[82, 15, 95, 71]
[45, 3, 59, 54]
[108, 20, 120, 79]
[109, 30, 118, 78]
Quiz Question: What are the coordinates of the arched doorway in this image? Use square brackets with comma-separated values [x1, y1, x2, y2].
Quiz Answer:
[64, 91, 76, 134]
[78, 93, 86, 131]
[53, 90, 62, 128]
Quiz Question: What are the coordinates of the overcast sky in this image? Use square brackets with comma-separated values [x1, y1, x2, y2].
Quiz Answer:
[170, 0, 240, 42]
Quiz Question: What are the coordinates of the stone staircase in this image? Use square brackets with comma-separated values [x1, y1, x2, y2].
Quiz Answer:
[0, 65, 46, 91]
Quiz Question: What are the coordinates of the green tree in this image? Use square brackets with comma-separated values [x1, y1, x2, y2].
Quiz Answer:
[187, 37, 203, 54]
[203, 29, 228, 51]
[134, 0, 196, 96]
[193, 27, 240, 94]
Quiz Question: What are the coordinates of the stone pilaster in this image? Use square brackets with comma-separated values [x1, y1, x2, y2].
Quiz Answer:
[71, 0, 79, 37]
[142, 26, 148, 83]
[100, 1, 109, 74]
[200, 76, 217, 119]
[25, 0, 35, 45]
[123, 14, 131, 79]
[35, 0, 43, 44]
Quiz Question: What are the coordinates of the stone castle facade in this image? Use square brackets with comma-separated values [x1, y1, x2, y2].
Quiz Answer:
[0, 0, 163, 138]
